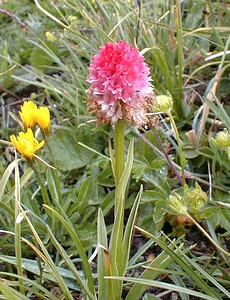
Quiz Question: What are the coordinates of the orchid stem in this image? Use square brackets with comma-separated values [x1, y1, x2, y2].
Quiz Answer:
[114, 120, 125, 206]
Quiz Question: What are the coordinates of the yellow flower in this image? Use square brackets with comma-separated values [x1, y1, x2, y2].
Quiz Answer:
[36, 106, 51, 132]
[10, 128, 44, 159]
[19, 101, 38, 129]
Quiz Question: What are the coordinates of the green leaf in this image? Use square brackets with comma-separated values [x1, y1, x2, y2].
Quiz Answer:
[210, 206, 230, 231]
[97, 208, 109, 300]
[196, 147, 214, 159]
[0, 282, 30, 300]
[122, 186, 143, 274]
[51, 130, 94, 171]
[134, 227, 223, 299]
[0, 159, 18, 201]
[46, 168, 62, 204]
[29, 43, 58, 72]
[152, 199, 167, 232]
[126, 241, 184, 300]
[111, 276, 218, 300]
[46, 225, 95, 299]
[205, 97, 230, 131]
[43, 205, 95, 297]
[0, 255, 80, 294]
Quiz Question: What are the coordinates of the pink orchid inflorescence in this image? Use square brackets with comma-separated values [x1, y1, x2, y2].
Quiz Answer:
[86, 40, 155, 126]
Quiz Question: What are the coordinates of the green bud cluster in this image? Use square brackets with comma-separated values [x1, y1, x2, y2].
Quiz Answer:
[168, 183, 207, 219]
[153, 95, 173, 113]
[210, 128, 230, 150]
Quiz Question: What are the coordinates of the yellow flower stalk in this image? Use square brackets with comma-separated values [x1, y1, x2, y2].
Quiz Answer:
[10, 128, 44, 159]
[36, 106, 51, 132]
[19, 101, 38, 129]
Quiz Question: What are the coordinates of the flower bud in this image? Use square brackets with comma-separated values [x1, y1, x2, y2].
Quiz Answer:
[213, 129, 230, 150]
[153, 95, 173, 113]
[185, 182, 207, 214]
[36, 106, 51, 133]
[168, 194, 187, 215]
[45, 32, 57, 42]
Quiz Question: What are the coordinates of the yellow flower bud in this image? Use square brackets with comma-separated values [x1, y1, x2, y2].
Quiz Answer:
[36, 106, 51, 132]
[153, 95, 173, 113]
[10, 128, 44, 159]
[19, 101, 38, 129]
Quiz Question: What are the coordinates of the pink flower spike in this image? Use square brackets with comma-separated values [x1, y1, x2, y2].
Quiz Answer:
[86, 40, 154, 126]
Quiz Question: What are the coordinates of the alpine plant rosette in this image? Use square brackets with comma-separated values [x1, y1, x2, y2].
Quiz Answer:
[86, 40, 154, 126]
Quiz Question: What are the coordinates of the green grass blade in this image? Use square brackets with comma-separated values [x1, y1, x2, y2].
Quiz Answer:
[174, 0, 184, 117]
[179, 250, 230, 298]
[0, 159, 18, 201]
[0, 271, 59, 300]
[135, 227, 222, 299]
[108, 276, 218, 300]
[122, 185, 143, 274]
[97, 208, 110, 300]
[0, 282, 30, 300]
[46, 225, 95, 300]
[19, 211, 75, 300]
[205, 96, 230, 131]
[43, 205, 96, 298]
[126, 242, 184, 300]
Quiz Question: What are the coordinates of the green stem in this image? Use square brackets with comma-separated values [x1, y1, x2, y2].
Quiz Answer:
[44, 135, 62, 205]
[186, 213, 230, 259]
[114, 119, 125, 203]
[168, 111, 186, 188]
[14, 158, 25, 295]
[31, 162, 51, 206]
[110, 119, 126, 299]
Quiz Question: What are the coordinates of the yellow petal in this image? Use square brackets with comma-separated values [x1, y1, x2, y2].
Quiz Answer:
[36, 106, 51, 131]
[10, 128, 44, 159]
[19, 101, 38, 128]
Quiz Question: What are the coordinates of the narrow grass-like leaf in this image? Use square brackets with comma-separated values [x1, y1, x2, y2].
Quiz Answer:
[135, 227, 222, 299]
[46, 225, 95, 299]
[126, 242, 184, 300]
[97, 208, 110, 300]
[179, 249, 230, 298]
[204, 96, 230, 131]
[43, 205, 95, 298]
[0, 271, 59, 300]
[174, 0, 184, 117]
[141, 47, 173, 92]
[18, 210, 75, 300]
[14, 154, 25, 295]
[4, 167, 33, 204]
[122, 185, 143, 274]
[108, 276, 217, 300]
[0, 255, 81, 293]
[128, 238, 154, 267]
[0, 282, 30, 300]
[0, 159, 18, 201]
